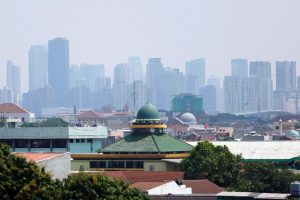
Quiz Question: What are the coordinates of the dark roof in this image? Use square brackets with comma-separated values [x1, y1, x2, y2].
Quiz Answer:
[136, 103, 160, 120]
[76, 110, 104, 120]
[101, 132, 193, 153]
[182, 179, 224, 194]
[0, 103, 30, 114]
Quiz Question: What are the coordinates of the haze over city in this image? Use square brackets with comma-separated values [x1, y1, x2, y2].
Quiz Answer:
[1, 0, 300, 91]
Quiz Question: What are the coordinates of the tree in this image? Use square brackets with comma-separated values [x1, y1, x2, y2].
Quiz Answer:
[61, 173, 149, 200]
[180, 141, 242, 187]
[0, 143, 62, 200]
[229, 162, 300, 193]
[21, 117, 68, 127]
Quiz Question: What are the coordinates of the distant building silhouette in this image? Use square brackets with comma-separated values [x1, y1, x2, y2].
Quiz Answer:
[6, 60, 21, 104]
[48, 37, 69, 106]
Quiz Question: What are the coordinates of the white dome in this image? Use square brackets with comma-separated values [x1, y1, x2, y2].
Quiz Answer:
[180, 112, 197, 125]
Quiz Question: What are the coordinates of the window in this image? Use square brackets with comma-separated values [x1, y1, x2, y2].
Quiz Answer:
[53, 139, 67, 148]
[90, 161, 106, 168]
[76, 139, 80, 143]
[126, 161, 144, 168]
[80, 139, 85, 143]
[0, 139, 13, 147]
[69, 139, 74, 143]
[30, 140, 50, 148]
[108, 161, 125, 168]
[15, 139, 28, 148]
[87, 139, 92, 143]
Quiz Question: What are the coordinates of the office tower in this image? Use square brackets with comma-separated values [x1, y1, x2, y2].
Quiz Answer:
[6, 60, 21, 104]
[185, 74, 198, 94]
[0, 86, 13, 103]
[48, 37, 69, 106]
[80, 63, 105, 92]
[276, 61, 296, 92]
[128, 57, 143, 83]
[146, 58, 164, 106]
[297, 76, 300, 92]
[28, 45, 48, 91]
[250, 61, 273, 111]
[185, 58, 206, 91]
[199, 85, 217, 114]
[224, 76, 259, 113]
[207, 75, 224, 113]
[22, 86, 55, 116]
[231, 59, 248, 77]
[113, 64, 130, 110]
[129, 81, 148, 114]
[69, 65, 81, 89]
[68, 85, 92, 109]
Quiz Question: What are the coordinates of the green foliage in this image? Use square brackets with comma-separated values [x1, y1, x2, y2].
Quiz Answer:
[229, 162, 300, 193]
[0, 143, 148, 200]
[180, 141, 242, 187]
[0, 143, 62, 200]
[61, 173, 149, 200]
[21, 117, 68, 127]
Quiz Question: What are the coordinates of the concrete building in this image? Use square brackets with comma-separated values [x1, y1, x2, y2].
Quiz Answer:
[80, 63, 105, 92]
[185, 58, 206, 91]
[6, 60, 21, 104]
[129, 80, 149, 114]
[0, 126, 109, 153]
[28, 45, 48, 91]
[48, 37, 69, 106]
[231, 58, 248, 77]
[113, 63, 130, 110]
[0, 103, 35, 123]
[200, 85, 217, 114]
[128, 56, 144, 83]
[0, 86, 14, 104]
[15, 152, 70, 180]
[249, 61, 273, 111]
[276, 61, 296, 92]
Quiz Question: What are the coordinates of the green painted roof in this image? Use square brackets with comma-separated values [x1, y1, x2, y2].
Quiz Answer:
[101, 132, 193, 153]
[136, 103, 160, 120]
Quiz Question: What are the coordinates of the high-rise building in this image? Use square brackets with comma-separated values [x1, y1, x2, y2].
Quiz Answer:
[185, 58, 206, 91]
[231, 59, 248, 77]
[249, 61, 273, 111]
[129, 81, 149, 114]
[113, 64, 130, 110]
[0, 86, 13, 104]
[199, 85, 217, 114]
[80, 63, 105, 92]
[207, 75, 224, 113]
[48, 37, 69, 106]
[69, 65, 81, 89]
[128, 57, 143, 83]
[276, 61, 296, 92]
[224, 76, 259, 113]
[6, 60, 21, 104]
[146, 58, 164, 106]
[28, 45, 48, 91]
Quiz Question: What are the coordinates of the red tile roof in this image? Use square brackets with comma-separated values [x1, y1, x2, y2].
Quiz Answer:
[94, 171, 184, 183]
[76, 110, 104, 120]
[130, 182, 167, 191]
[182, 179, 224, 194]
[0, 103, 30, 114]
[14, 153, 61, 162]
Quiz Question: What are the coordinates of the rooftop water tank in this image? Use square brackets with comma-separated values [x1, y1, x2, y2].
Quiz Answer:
[291, 181, 300, 196]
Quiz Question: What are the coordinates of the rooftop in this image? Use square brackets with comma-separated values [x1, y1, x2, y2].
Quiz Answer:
[14, 152, 62, 162]
[76, 110, 104, 120]
[0, 103, 30, 114]
[130, 182, 167, 191]
[136, 103, 160, 121]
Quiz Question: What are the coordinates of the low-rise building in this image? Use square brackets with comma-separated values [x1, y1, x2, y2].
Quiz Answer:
[0, 103, 35, 123]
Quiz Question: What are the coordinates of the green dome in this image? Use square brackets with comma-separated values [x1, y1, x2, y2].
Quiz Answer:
[136, 103, 160, 120]
[289, 130, 300, 138]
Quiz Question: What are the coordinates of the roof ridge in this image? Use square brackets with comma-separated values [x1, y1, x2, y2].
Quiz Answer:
[151, 133, 161, 153]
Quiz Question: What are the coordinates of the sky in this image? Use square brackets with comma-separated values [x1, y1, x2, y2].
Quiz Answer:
[1, 0, 300, 92]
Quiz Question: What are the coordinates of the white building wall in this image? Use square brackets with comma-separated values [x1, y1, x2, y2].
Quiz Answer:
[147, 181, 192, 195]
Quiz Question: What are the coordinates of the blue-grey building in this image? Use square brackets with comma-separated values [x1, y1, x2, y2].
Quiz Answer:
[48, 37, 69, 106]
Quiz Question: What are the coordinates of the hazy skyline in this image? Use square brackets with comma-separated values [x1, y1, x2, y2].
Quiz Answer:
[1, 0, 300, 92]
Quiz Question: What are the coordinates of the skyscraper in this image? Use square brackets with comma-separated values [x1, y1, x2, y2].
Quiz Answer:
[48, 37, 69, 106]
[113, 64, 130, 110]
[80, 63, 105, 92]
[28, 45, 48, 91]
[6, 60, 21, 104]
[249, 61, 273, 111]
[128, 57, 143, 83]
[199, 85, 217, 114]
[231, 59, 248, 77]
[185, 58, 206, 91]
[276, 61, 296, 92]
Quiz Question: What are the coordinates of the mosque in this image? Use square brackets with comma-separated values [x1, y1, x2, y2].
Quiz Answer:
[71, 103, 193, 171]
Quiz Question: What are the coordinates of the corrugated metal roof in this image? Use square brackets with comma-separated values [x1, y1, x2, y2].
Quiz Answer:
[188, 141, 300, 160]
